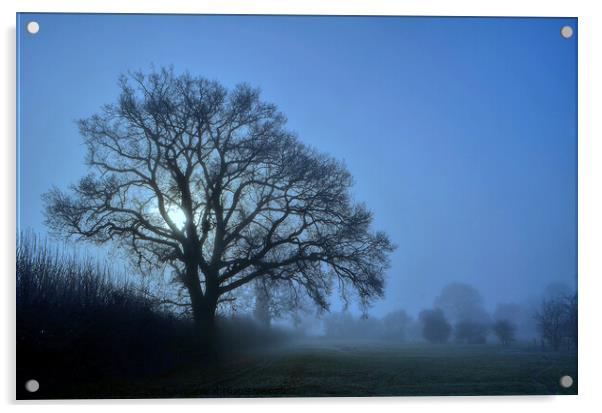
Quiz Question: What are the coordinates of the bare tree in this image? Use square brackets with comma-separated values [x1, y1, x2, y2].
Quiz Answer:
[43, 68, 394, 338]
[534, 298, 566, 351]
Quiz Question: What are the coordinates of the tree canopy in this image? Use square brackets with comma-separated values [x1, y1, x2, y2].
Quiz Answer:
[434, 282, 490, 324]
[44, 68, 394, 330]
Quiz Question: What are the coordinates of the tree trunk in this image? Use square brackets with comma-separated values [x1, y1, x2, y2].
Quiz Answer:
[189, 290, 216, 332]
[183, 260, 218, 348]
[186, 287, 219, 353]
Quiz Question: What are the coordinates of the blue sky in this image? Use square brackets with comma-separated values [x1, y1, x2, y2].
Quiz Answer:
[17, 14, 577, 315]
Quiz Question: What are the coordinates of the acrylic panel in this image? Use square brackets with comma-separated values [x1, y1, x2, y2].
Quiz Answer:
[16, 13, 578, 399]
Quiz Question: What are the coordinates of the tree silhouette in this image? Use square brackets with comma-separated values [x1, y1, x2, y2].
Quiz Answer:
[419, 308, 451, 344]
[534, 297, 566, 350]
[492, 319, 516, 346]
[44, 68, 394, 337]
[434, 282, 489, 324]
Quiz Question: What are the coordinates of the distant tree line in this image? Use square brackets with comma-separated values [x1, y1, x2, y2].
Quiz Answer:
[323, 309, 418, 342]
[323, 282, 577, 351]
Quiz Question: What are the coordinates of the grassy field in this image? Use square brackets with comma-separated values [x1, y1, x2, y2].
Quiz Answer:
[47, 339, 577, 399]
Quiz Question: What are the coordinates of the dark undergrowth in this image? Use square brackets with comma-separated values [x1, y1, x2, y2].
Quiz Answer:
[16, 234, 290, 399]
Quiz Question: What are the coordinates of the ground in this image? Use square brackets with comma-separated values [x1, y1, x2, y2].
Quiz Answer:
[28, 339, 577, 399]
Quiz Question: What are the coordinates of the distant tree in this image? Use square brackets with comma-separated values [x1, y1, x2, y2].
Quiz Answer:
[434, 283, 490, 324]
[252, 277, 315, 329]
[253, 279, 271, 328]
[492, 319, 516, 346]
[534, 297, 566, 351]
[454, 320, 489, 344]
[419, 308, 451, 344]
[381, 309, 412, 341]
[493, 302, 536, 340]
[43, 68, 394, 339]
[282, 291, 316, 332]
